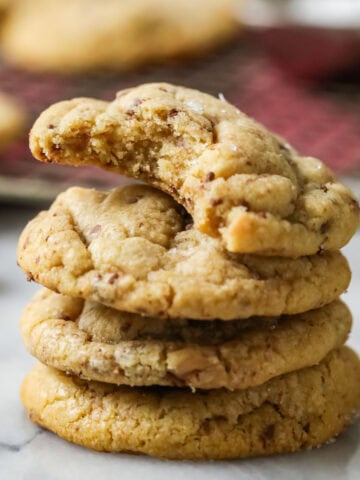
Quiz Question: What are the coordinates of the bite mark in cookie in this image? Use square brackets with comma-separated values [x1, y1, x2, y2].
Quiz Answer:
[29, 83, 359, 256]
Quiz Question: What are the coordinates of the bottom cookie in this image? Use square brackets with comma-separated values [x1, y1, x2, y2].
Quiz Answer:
[21, 347, 360, 460]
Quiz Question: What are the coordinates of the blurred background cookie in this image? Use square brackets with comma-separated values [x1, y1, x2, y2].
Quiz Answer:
[0, 0, 240, 73]
[0, 91, 25, 149]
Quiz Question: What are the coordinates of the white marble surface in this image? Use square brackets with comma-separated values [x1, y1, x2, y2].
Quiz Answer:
[0, 201, 359, 480]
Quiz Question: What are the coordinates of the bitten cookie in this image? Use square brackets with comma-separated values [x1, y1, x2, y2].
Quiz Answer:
[17, 185, 351, 320]
[1, 0, 239, 72]
[21, 348, 360, 460]
[0, 92, 25, 148]
[21, 289, 352, 390]
[29, 83, 360, 256]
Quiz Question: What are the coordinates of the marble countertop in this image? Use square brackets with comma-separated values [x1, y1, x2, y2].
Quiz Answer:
[1, 195, 359, 480]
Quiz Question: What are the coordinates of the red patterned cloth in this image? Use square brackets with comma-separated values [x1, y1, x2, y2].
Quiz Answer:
[232, 58, 360, 172]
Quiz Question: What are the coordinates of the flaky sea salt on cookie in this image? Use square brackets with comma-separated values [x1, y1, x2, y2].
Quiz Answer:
[29, 83, 359, 257]
[17, 185, 351, 320]
[21, 348, 360, 459]
[21, 289, 352, 390]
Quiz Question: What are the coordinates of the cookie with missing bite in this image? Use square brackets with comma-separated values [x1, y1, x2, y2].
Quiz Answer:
[29, 83, 359, 256]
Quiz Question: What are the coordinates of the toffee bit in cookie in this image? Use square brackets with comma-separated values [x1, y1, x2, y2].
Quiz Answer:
[320, 222, 330, 235]
[90, 224, 102, 234]
[204, 171, 215, 182]
[108, 273, 119, 285]
[22, 235, 30, 250]
[248, 269, 261, 280]
[318, 245, 325, 255]
[131, 98, 143, 108]
[261, 424, 275, 444]
[210, 198, 222, 207]
[168, 108, 179, 118]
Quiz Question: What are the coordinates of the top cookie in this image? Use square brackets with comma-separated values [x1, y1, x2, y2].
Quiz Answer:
[1, 0, 239, 72]
[17, 185, 350, 320]
[29, 83, 359, 256]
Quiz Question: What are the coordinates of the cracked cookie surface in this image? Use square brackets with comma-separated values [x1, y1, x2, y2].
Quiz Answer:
[17, 185, 351, 320]
[2, 0, 239, 73]
[21, 289, 352, 390]
[21, 348, 360, 459]
[29, 83, 359, 256]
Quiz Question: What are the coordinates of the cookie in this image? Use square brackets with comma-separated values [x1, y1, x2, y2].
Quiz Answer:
[0, 92, 25, 148]
[29, 83, 359, 256]
[17, 185, 351, 320]
[0, 0, 11, 15]
[2, 0, 239, 72]
[21, 289, 352, 390]
[21, 347, 360, 459]
[0, 0, 12, 17]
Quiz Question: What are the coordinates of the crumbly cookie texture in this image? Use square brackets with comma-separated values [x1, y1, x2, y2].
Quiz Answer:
[17, 185, 351, 320]
[0, 92, 25, 148]
[21, 348, 360, 460]
[29, 83, 359, 256]
[21, 289, 352, 390]
[2, 0, 239, 73]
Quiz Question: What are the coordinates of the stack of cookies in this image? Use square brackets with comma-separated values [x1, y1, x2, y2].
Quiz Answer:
[18, 83, 360, 460]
